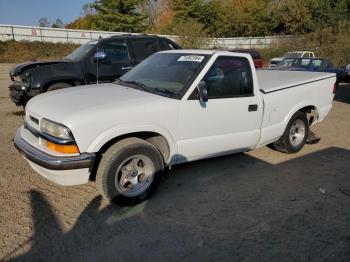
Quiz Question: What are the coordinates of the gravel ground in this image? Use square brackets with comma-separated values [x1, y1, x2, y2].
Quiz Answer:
[0, 63, 349, 262]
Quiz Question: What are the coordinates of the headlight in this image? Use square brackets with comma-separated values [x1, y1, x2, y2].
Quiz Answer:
[40, 118, 72, 140]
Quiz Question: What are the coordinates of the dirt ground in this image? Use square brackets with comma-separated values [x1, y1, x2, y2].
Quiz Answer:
[0, 63, 350, 262]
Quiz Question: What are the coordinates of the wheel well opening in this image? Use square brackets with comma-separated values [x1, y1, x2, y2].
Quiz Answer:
[89, 132, 170, 181]
[299, 106, 318, 126]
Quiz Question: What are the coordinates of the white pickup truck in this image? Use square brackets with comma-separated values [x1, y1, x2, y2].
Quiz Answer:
[270, 51, 316, 67]
[14, 50, 336, 205]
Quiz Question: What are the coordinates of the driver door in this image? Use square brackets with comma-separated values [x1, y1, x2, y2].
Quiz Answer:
[177, 56, 263, 162]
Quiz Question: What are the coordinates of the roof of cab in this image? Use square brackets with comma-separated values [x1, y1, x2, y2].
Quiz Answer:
[158, 50, 254, 61]
[159, 49, 251, 56]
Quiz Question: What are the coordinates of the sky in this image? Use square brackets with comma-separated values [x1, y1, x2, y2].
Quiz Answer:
[0, 0, 90, 27]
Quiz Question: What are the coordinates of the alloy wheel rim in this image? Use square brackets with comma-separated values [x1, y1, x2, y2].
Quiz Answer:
[289, 119, 306, 147]
[115, 155, 155, 197]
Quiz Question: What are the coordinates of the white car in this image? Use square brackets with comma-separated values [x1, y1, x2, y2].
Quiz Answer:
[270, 51, 315, 67]
[14, 50, 336, 205]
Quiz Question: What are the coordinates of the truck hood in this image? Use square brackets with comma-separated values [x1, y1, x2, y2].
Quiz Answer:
[26, 83, 176, 124]
[10, 60, 67, 75]
[26, 83, 180, 152]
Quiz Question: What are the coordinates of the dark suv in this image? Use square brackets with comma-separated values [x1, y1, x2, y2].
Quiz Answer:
[9, 35, 181, 106]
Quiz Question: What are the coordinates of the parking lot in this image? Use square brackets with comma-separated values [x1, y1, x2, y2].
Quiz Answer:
[0, 63, 350, 261]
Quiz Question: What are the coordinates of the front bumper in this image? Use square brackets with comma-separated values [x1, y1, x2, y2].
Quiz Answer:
[14, 129, 96, 185]
[9, 82, 29, 106]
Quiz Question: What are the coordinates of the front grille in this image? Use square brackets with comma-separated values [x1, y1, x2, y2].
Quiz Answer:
[29, 115, 39, 125]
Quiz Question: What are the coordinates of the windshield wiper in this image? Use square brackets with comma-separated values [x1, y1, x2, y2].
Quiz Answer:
[152, 87, 174, 95]
[116, 79, 175, 97]
[116, 79, 154, 94]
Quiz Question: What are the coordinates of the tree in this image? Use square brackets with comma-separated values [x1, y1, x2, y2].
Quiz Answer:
[170, 0, 205, 22]
[66, 15, 96, 30]
[158, 0, 209, 38]
[153, 0, 175, 33]
[82, 3, 95, 16]
[38, 17, 50, 27]
[139, 0, 161, 31]
[204, 0, 272, 37]
[91, 0, 147, 32]
[307, 0, 350, 30]
[161, 18, 210, 48]
[65, 0, 350, 36]
[51, 18, 64, 28]
[66, 3, 96, 30]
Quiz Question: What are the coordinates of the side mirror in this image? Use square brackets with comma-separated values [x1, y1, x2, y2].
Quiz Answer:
[93, 51, 107, 62]
[197, 81, 208, 102]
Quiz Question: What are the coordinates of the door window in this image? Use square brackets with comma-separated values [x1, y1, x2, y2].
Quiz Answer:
[202, 56, 254, 98]
[310, 59, 322, 69]
[98, 40, 130, 63]
[131, 39, 161, 61]
[162, 39, 179, 50]
[300, 58, 311, 67]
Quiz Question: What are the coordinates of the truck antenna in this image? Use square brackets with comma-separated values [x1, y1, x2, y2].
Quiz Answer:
[96, 46, 99, 85]
[96, 36, 103, 85]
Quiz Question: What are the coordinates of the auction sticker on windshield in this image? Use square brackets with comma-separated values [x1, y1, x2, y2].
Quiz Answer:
[177, 55, 205, 63]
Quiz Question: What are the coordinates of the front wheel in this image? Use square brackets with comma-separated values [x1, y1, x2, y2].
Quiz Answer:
[273, 111, 309, 154]
[96, 138, 164, 205]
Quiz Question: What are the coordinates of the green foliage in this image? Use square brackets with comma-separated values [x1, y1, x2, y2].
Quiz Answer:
[91, 0, 147, 32]
[170, 0, 204, 22]
[159, 0, 213, 44]
[66, 15, 96, 30]
[164, 19, 210, 48]
[65, 0, 350, 40]
[308, 0, 350, 29]
[223, 0, 272, 37]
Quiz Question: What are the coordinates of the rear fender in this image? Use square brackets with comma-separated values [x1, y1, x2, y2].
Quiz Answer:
[283, 102, 318, 128]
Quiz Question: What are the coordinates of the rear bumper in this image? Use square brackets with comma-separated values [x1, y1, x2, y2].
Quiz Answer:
[14, 129, 96, 185]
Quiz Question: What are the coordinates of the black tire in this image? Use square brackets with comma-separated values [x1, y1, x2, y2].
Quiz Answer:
[96, 137, 164, 206]
[46, 82, 72, 92]
[273, 111, 309, 154]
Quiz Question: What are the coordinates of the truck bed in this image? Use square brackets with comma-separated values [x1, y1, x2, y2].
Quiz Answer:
[257, 70, 336, 94]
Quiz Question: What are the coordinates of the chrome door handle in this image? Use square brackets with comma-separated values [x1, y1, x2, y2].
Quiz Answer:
[121, 66, 133, 70]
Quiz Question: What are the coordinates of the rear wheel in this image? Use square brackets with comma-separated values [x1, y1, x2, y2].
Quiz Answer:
[96, 138, 164, 205]
[46, 82, 72, 92]
[273, 111, 309, 153]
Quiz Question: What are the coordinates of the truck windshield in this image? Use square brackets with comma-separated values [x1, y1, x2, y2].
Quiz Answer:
[118, 53, 209, 99]
[65, 41, 97, 62]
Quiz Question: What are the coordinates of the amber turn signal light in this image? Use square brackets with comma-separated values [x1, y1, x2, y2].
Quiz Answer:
[47, 141, 79, 154]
